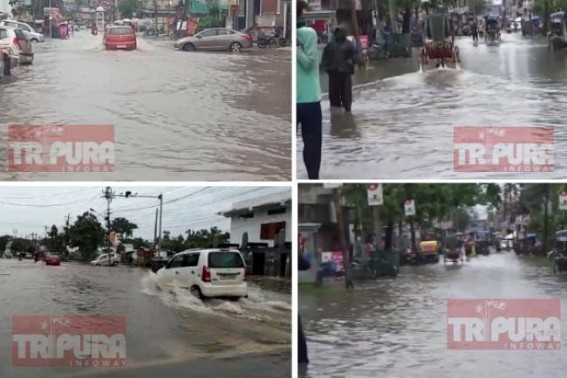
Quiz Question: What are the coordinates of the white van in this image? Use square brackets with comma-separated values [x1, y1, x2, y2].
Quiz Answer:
[156, 248, 247, 300]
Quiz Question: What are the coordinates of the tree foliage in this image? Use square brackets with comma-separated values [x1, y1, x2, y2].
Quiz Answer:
[118, 0, 141, 19]
[68, 212, 106, 261]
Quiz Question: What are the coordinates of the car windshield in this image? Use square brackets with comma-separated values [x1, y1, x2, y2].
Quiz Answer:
[208, 252, 244, 268]
[108, 27, 133, 35]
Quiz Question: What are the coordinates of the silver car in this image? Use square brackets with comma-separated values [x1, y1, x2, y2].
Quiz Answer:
[0, 26, 33, 65]
[174, 28, 253, 52]
[1, 20, 44, 42]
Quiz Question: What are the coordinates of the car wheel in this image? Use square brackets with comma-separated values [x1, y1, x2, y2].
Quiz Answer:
[182, 43, 195, 52]
[229, 42, 242, 52]
[190, 286, 204, 300]
[112, 261, 118, 266]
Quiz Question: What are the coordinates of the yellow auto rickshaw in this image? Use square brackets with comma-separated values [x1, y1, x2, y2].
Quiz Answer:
[419, 240, 440, 263]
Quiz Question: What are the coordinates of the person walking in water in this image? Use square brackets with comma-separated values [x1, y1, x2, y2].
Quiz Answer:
[321, 25, 359, 112]
[471, 21, 479, 43]
[296, 0, 322, 179]
[298, 251, 311, 364]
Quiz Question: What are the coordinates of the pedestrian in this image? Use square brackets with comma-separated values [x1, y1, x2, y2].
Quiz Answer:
[296, 0, 322, 180]
[298, 252, 311, 365]
[471, 21, 479, 43]
[321, 25, 359, 112]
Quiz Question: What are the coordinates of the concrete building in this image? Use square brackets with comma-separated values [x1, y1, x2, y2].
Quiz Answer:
[221, 190, 291, 248]
[0, 0, 12, 18]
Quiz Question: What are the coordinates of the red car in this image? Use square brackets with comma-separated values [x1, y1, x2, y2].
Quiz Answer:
[104, 26, 137, 51]
[44, 254, 61, 266]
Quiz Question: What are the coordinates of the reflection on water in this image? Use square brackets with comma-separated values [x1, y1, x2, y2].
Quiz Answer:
[300, 253, 567, 377]
[0, 32, 291, 181]
[298, 34, 567, 179]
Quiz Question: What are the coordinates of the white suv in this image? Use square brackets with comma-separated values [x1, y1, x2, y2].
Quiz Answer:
[156, 248, 247, 300]
[90, 253, 120, 266]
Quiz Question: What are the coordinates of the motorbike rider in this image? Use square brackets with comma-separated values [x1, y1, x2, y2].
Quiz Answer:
[91, 23, 98, 35]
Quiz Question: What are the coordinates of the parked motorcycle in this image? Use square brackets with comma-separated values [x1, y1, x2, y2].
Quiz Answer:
[257, 33, 287, 48]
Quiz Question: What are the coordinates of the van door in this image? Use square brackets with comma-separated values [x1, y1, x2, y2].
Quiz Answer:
[163, 254, 184, 285]
[182, 253, 200, 286]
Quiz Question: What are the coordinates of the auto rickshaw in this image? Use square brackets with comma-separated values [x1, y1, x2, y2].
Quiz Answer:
[548, 12, 567, 51]
[550, 230, 567, 274]
[444, 233, 463, 264]
[419, 240, 440, 263]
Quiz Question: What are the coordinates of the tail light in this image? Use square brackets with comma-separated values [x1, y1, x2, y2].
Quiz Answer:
[201, 266, 211, 282]
[13, 37, 21, 50]
[245, 34, 252, 41]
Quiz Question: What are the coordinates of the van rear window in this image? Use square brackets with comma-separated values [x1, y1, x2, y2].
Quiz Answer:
[208, 252, 244, 268]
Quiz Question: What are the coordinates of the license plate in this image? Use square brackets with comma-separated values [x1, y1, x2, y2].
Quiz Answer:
[219, 274, 237, 280]
[117, 45, 127, 48]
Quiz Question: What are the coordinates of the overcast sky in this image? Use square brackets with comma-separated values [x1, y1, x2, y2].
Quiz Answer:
[0, 186, 290, 239]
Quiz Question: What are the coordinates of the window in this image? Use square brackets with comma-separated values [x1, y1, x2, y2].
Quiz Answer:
[0, 29, 9, 39]
[108, 27, 133, 35]
[167, 255, 184, 268]
[208, 252, 244, 268]
[217, 29, 234, 36]
[260, 222, 286, 240]
[267, 206, 286, 216]
[198, 29, 217, 37]
[183, 253, 199, 267]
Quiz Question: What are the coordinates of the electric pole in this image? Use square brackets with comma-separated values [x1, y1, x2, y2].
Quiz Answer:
[543, 184, 550, 254]
[103, 186, 114, 266]
[114, 190, 164, 253]
[334, 187, 353, 289]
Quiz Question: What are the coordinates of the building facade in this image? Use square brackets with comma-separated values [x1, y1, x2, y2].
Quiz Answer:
[222, 191, 291, 248]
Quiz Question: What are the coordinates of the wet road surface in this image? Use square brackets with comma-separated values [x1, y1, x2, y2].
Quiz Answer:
[299, 251, 567, 377]
[0, 259, 291, 377]
[0, 31, 291, 181]
[297, 33, 567, 179]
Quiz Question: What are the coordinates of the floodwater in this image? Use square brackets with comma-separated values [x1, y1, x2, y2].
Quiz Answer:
[0, 259, 291, 377]
[299, 252, 567, 377]
[297, 33, 567, 179]
[0, 31, 291, 181]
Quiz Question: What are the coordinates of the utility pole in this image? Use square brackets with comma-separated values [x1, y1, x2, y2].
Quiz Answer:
[334, 188, 353, 289]
[65, 214, 70, 248]
[103, 186, 114, 267]
[543, 184, 550, 254]
[154, 208, 159, 245]
[115, 190, 164, 252]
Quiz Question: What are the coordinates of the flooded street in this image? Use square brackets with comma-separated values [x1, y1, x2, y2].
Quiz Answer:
[299, 252, 567, 377]
[297, 33, 567, 179]
[0, 259, 291, 377]
[0, 31, 291, 181]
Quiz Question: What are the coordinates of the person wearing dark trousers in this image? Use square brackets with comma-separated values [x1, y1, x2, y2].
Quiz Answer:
[297, 0, 322, 179]
[298, 253, 311, 364]
[322, 26, 359, 112]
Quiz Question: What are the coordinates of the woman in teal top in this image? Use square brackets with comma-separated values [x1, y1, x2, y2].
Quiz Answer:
[296, 0, 322, 180]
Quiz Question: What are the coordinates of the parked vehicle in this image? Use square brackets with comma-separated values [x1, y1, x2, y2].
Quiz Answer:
[0, 26, 32, 65]
[91, 253, 120, 266]
[419, 240, 440, 263]
[174, 28, 253, 52]
[44, 253, 61, 266]
[156, 248, 247, 300]
[0, 26, 21, 72]
[0, 20, 45, 42]
[104, 26, 137, 50]
[256, 32, 287, 48]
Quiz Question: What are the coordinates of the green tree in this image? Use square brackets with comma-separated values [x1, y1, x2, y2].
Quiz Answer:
[118, 0, 141, 19]
[110, 217, 138, 237]
[68, 212, 106, 261]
